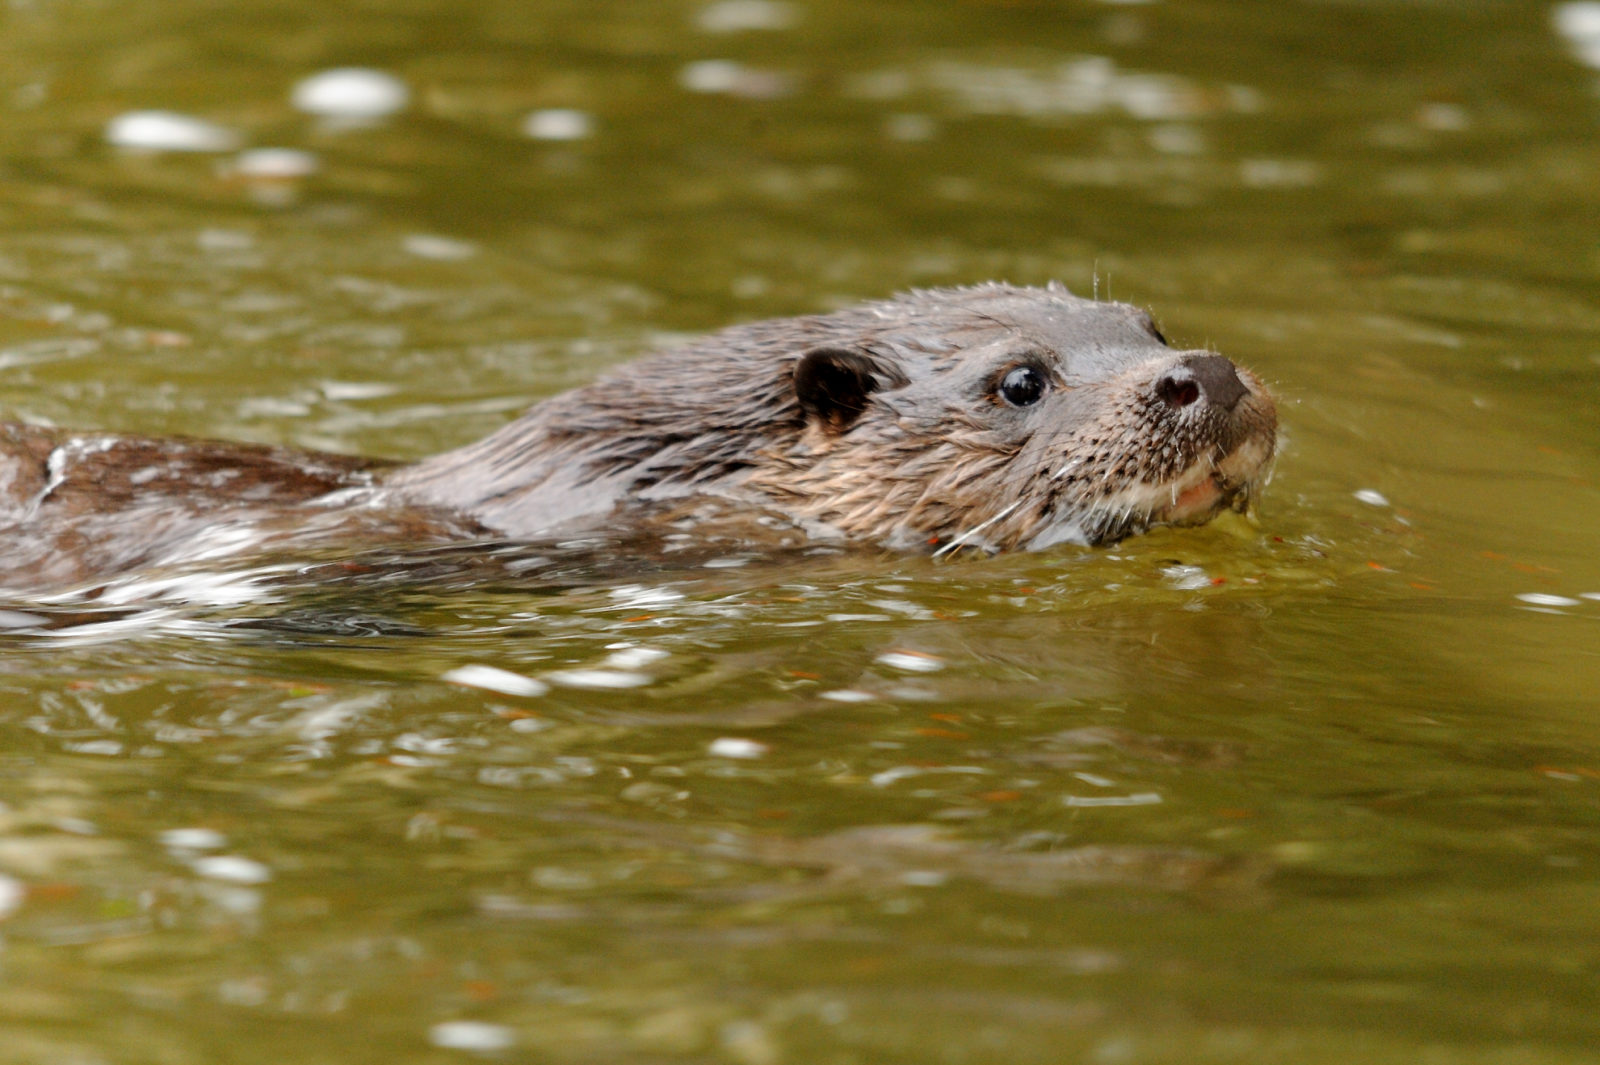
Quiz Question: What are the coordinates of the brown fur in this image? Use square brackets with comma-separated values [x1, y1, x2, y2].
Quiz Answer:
[0, 283, 1275, 590]
[394, 282, 1277, 552]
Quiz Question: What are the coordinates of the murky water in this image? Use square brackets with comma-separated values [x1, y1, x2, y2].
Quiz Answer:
[1, 1, 1600, 1061]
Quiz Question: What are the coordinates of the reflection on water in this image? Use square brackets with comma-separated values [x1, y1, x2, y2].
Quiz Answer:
[0, 1, 1599, 1062]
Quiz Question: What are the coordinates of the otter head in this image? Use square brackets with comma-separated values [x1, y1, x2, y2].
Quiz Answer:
[754, 283, 1278, 551]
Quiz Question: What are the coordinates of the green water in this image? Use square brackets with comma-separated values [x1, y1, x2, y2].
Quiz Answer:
[1, 1, 1600, 1061]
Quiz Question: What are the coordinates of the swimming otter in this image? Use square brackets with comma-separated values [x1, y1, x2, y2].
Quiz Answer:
[0, 283, 1276, 590]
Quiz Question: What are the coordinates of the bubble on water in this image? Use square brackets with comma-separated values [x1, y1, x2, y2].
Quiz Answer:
[160, 827, 227, 851]
[105, 110, 241, 152]
[292, 67, 410, 120]
[720, 1020, 780, 1065]
[403, 234, 479, 261]
[871, 765, 989, 787]
[231, 147, 320, 179]
[1416, 102, 1470, 132]
[0, 874, 24, 919]
[1353, 489, 1390, 507]
[198, 228, 255, 252]
[820, 689, 875, 703]
[702, 556, 751, 568]
[546, 669, 652, 690]
[1161, 564, 1212, 591]
[681, 59, 746, 93]
[1515, 593, 1581, 608]
[1063, 792, 1162, 807]
[609, 585, 686, 608]
[602, 646, 669, 669]
[442, 665, 548, 698]
[709, 737, 768, 759]
[522, 108, 594, 141]
[678, 59, 793, 99]
[875, 650, 945, 673]
[226, 147, 321, 206]
[884, 113, 936, 141]
[1555, 2, 1600, 68]
[429, 1021, 516, 1052]
[1148, 123, 1205, 155]
[696, 0, 799, 32]
[320, 380, 398, 401]
[192, 855, 273, 884]
[199, 881, 264, 915]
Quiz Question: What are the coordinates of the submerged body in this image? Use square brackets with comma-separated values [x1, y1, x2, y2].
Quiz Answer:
[0, 283, 1276, 590]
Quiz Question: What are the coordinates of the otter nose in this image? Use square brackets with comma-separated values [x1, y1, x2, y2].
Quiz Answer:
[1155, 354, 1249, 413]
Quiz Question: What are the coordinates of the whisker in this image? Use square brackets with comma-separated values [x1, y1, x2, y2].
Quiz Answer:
[934, 500, 1024, 560]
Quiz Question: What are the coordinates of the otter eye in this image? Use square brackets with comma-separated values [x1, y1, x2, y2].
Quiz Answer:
[998, 366, 1047, 407]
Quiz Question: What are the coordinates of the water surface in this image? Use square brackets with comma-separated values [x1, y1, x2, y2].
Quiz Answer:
[1, 1, 1599, 1062]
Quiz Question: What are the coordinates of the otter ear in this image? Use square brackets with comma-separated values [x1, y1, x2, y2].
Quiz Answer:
[794, 347, 895, 433]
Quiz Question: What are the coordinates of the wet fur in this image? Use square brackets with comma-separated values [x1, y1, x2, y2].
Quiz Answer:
[0, 283, 1276, 590]
[395, 282, 1277, 552]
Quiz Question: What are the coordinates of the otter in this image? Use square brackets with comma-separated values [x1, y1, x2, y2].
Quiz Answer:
[0, 283, 1276, 591]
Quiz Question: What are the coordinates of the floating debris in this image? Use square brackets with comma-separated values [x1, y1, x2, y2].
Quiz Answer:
[1353, 489, 1390, 507]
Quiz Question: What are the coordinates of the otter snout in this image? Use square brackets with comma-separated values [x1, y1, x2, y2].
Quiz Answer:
[1155, 354, 1249, 413]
